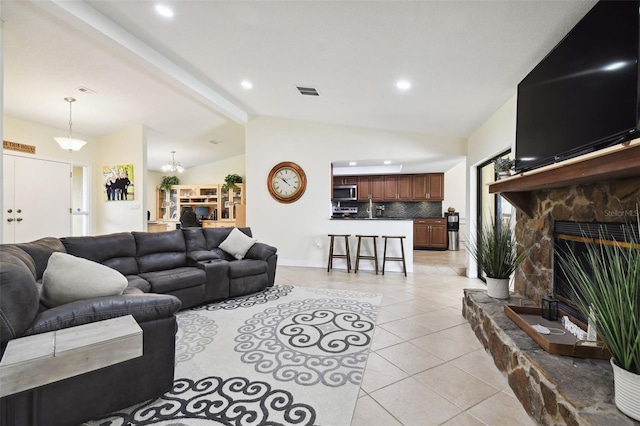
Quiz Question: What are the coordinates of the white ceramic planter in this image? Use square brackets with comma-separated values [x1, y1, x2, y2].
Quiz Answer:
[610, 358, 640, 421]
[485, 277, 510, 299]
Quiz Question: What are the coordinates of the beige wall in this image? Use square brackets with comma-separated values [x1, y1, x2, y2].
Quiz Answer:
[465, 94, 517, 276]
[245, 116, 467, 267]
[95, 126, 147, 234]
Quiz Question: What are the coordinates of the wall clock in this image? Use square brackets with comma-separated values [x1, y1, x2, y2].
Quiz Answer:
[267, 161, 307, 203]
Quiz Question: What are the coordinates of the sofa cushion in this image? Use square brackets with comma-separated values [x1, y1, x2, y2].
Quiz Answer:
[16, 237, 66, 279]
[62, 233, 139, 276]
[41, 253, 128, 308]
[139, 267, 205, 294]
[2, 245, 37, 280]
[219, 228, 257, 260]
[0, 250, 40, 345]
[26, 293, 182, 335]
[202, 227, 253, 250]
[183, 228, 208, 252]
[133, 230, 188, 273]
[126, 275, 151, 292]
[228, 259, 268, 278]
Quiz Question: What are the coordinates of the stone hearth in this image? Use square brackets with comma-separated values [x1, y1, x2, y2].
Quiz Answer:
[473, 152, 640, 425]
[462, 290, 637, 425]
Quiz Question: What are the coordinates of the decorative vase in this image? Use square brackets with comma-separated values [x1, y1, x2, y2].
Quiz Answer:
[485, 277, 510, 299]
[610, 358, 640, 421]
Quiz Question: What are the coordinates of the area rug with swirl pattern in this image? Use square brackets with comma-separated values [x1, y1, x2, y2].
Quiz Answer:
[89, 285, 381, 426]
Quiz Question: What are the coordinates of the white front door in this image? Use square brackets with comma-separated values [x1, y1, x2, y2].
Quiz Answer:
[3, 155, 72, 243]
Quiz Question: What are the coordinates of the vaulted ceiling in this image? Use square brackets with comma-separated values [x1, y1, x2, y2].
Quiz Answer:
[2, 0, 597, 171]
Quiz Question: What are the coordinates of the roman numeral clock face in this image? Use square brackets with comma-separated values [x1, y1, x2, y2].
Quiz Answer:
[267, 161, 307, 203]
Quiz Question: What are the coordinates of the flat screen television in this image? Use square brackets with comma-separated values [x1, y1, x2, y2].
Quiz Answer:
[195, 206, 209, 218]
[515, 0, 640, 172]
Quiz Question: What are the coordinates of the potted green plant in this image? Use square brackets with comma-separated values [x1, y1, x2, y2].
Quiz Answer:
[557, 216, 640, 420]
[160, 175, 179, 192]
[221, 174, 243, 191]
[494, 157, 516, 179]
[467, 216, 528, 299]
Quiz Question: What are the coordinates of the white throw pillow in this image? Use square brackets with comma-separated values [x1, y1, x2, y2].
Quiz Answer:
[219, 228, 257, 260]
[42, 252, 128, 308]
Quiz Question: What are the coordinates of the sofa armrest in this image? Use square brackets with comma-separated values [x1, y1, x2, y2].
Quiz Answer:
[187, 250, 221, 264]
[25, 293, 182, 336]
[245, 242, 277, 261]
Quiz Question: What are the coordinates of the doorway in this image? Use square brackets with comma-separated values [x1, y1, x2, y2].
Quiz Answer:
[475, 150, 513, 281]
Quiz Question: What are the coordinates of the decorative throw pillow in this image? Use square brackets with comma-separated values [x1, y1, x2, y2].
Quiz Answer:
[219, 228, 257, 260]
[42, 252, 128, 308]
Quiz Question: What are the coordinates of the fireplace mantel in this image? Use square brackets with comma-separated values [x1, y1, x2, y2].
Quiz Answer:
[489, 141, 640, 218]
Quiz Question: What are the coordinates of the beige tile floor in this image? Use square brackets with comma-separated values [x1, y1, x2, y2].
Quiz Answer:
[275, 249, 536, 426]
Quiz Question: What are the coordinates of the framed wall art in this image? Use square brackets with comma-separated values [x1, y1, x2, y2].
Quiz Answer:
[103, 164, 134, 201]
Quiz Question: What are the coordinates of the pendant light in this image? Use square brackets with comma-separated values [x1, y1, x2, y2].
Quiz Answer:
[54, 97, 87, 152]
[162, 151, 184, 173]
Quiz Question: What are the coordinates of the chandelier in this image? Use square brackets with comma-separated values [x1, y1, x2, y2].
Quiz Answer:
[54, 97, 87, 152]
[162, 151, 184, 173]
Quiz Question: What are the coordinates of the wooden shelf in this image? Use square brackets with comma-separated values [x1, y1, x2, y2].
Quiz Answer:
[489, 141, 640, 217]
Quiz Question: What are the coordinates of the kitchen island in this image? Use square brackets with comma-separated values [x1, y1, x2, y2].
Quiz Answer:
[329, 217, 414, 273]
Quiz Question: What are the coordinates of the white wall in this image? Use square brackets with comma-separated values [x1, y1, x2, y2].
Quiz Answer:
[0, 15, 4, 243]
[95, 126, 146, 234]
[3, 116, 98, 233]
[465, 94, 517, 276]
[246, 116, 467, 267]
[147, 170, 163, 221]
[179, 154, 246, 184]
[443, 160, 468, 241]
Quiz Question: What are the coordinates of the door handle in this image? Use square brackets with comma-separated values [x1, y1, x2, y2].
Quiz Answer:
[7, 218, 14, 222]
[17, 209, 22, 213]
[7, 209, 12, 213]
[16, 218, 23, 222]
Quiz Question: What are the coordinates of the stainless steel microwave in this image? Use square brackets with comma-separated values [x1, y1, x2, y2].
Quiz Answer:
[333, 185, 357, 201]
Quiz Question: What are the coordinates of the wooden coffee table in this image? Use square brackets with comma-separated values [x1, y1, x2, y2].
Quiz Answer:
[0, 315, 142, 398]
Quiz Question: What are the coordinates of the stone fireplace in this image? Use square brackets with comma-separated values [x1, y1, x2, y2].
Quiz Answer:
[462, 144, 640, 425]
[513, 176, 640, 305]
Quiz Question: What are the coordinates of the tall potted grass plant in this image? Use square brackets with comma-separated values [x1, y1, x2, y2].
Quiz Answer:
[557, 216, 640, 420]
[467, 216, 528, 299]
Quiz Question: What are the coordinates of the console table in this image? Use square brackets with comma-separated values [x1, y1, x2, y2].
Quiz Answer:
[0, 315, 142, 398]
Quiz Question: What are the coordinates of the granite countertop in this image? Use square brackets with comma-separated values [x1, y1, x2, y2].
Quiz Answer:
[330, 217, 414, 220]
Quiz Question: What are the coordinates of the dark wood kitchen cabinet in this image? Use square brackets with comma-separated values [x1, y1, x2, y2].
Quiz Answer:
[333, 176, 358, 186]
[413, 218, 447, 249]
[412, 173, 444, 201]
[370, 176, 385, 200]
[357, 176, 370, 201]
[384, 175, 411, 201]
[358, 176, 385, 201]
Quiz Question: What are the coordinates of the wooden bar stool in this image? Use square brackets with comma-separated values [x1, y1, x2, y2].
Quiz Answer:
[382, 235, 407, 276]
[327, 234, 352, 272]
[355, 235, 379, 274]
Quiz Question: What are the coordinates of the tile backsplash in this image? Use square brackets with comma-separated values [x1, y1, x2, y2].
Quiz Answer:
[344, 201, 443, 218]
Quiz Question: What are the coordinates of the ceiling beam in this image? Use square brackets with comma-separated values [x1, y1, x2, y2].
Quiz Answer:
[50, 0, 248, 124]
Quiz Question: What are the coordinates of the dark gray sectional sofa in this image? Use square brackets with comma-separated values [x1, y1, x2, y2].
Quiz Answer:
[0, 227, 277, 426]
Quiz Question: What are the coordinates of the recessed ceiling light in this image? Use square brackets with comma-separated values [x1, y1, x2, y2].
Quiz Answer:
[155, 4, 174, 18]
[396, 80, 411, 90]
[349, 161, 357, 166]
[384, 160, 391, 165]
[241, 80, 253, 89]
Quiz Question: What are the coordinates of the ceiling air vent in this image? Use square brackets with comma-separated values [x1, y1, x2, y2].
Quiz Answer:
[296, 86, 320, 96]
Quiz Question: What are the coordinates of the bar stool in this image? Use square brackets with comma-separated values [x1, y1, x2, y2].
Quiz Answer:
[355, 235, 379, 274]
[327, 234, 352, 272]
[382, 235, 407, 276]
